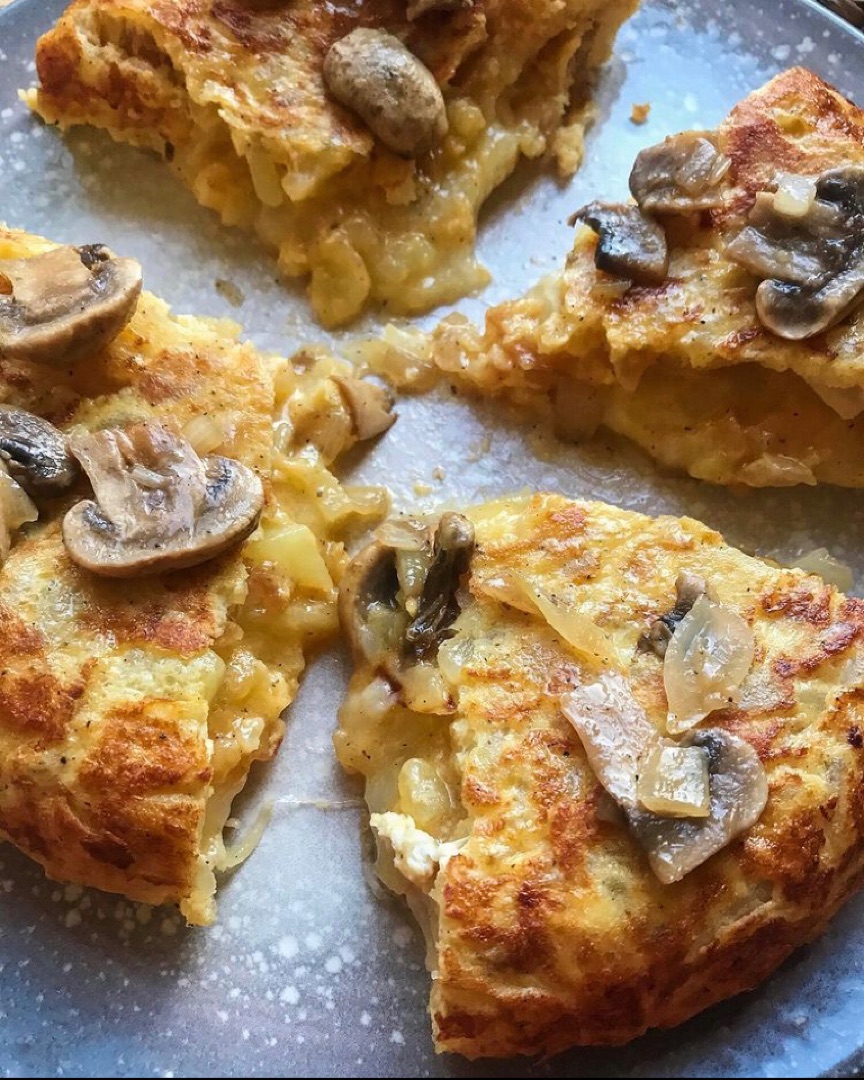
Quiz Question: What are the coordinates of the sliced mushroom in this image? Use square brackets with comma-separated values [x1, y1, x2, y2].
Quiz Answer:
[332, 375, 396, 442]
[570, 202, 669, 285]
[404, 512, 475, 659]
[339, 512, 474, 706]
[628, 729, 768, 884]
[757, 271, 864, 341]
[62, 421, 263, 578]
[639, 570, 707, 658]
[0, 405, 79, 497]
[407, 0, 473, 16]
[561, 671, 661, 809]
[0, 245, 142, 367]
[725, 166, 864, 339]
[629, 131, 731, 213]
[561, 679, 768, 884]
[323, 29, 448, 157]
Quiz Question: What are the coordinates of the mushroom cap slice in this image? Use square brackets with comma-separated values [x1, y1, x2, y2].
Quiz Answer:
[628, 729, 768, 885]
[629, 131, 731, 213]
[62, 422, 263, 578]
[756, 263, 864, 340]
[0, 405, 79, 498]
[0, 244, 142, 367]
[332, 375, 396, 441]
[570, 202, 668, 285]
[726, 166, 864, 340]
[561, 676, 768, 885]
[561, 671, 661, 809]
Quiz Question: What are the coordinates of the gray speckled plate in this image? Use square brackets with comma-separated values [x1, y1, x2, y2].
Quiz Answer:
[2, 1, 864, 1076]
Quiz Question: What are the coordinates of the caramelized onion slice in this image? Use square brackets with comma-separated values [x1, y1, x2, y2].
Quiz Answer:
[637, 744, 710, 818]
[478, 574, 618, 670]
[629, 729, 768, 884]
[525, 583, 618, 670]
[664, 595, 755, 733]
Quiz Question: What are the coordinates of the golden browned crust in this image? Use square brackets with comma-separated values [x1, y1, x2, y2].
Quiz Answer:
[28, 0, 638, 324]
[362, 68, 864, 486]
[0, 226, 380, 922]
[338, 493, 864, 1055]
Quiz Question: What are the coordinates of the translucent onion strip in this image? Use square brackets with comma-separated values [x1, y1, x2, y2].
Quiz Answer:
[664, 595, 755, 733]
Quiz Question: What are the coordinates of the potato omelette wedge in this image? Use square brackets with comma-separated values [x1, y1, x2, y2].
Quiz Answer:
[0, 225, 390, 925]
[336, 492, 864, 1056]
[26, 0, 637, 326]
[359, 67, 864, 487]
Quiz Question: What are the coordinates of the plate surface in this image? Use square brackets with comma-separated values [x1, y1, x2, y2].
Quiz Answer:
[2, 1, 864, 1077]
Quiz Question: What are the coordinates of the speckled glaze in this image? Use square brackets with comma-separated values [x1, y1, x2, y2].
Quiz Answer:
[1, 1, 864, 1076]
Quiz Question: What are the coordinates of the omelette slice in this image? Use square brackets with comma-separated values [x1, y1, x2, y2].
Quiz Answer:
[336, 492, 864, 1056]
[27, 0, 637, 326]
[360, 68, 864, 487]
[0, 225, 389, 925]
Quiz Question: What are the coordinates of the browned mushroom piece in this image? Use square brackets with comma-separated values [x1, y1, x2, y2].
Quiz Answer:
[639, 570, 707, 658]
[629, 131, 731, 213]
[0, 245, 142, 367]
[332, 376, 396, 442]
[323, 29, 448, 158]
[338, 512, 475, 688]
[570, 202, 669, 285]
[404, 512, 474, 658]
[62, 421, 263, 578]
[338, 539, 403, 667]
[725, 165, 864, 339]
[0, 405, 79, 498]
